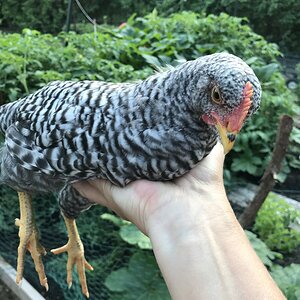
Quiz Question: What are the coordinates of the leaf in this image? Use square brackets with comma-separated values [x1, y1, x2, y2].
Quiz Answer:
[290, 127, 300, 144]
[141, 54, 162, 67]
[120, 224, 152, 249]
[231, 157, 258, 175]
[245, 230, 282, 267]
[271, 264, 300, 300]
[253, 63, 279, 82]
[101, 214, 152, 249]
[245, 56, 259, 65]
[105, 252, 171, 300]
[255, 131, 269, 142]
[273, 171, 287, 183]
[100, 213, 130, 227]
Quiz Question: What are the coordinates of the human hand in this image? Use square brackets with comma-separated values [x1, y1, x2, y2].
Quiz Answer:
[73, 143, 285, 300]
[73, 142, 229, 235]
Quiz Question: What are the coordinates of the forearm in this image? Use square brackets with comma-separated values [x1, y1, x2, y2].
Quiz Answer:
[147, 192, 285, 300]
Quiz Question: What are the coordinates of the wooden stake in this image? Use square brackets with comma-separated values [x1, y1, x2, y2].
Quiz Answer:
[238, 115, 294, 228]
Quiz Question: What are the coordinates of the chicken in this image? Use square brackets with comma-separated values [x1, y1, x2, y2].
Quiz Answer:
[0, 53, 261, 297]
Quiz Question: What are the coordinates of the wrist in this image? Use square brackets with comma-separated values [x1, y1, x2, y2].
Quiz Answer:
[146, 191, 244, 299]
[146, 189, 238, 245]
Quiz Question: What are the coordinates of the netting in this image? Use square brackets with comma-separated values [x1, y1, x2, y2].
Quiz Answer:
[0, 185, 163, 300]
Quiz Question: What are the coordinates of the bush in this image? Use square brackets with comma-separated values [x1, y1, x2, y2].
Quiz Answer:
[0, 0, 68, 33]
[1, 1, 300, 53]
[204, 0, 300, 54]
[253, 193, 300, 253]
[0, 0, 158, 33]
[296, 63, 300, 98]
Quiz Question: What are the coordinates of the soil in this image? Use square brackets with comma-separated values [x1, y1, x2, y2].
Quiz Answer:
[0, 279, 19, 300]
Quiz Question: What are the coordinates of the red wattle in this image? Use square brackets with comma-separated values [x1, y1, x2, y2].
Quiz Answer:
[202, 114, 216, 125]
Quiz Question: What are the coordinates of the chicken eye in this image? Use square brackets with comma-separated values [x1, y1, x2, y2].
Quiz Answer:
[211, 86, 222, 104]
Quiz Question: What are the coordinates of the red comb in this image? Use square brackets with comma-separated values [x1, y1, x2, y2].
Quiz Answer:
[241, 81, 253, 120]
[227, 81, 253, 132]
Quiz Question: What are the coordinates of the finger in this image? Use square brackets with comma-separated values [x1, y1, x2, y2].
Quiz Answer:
[88, 180, 142, 221]
[209, 142, 225, 164]
[73, 181, 110, 206]
[73, 180, 125, 216]
[88, 179, 115, 200]
[200, 142, 225, 174]
[87, 180, 125, 212]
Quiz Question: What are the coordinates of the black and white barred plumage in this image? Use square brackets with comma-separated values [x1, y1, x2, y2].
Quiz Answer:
[0, 53, 261, 218]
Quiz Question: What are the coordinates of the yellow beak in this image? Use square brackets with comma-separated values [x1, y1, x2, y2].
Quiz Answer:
[215, 121, 237, 154]
[214, 81, 254, 154]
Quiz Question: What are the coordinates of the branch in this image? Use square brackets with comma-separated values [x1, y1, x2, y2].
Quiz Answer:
[238, 115, 294, 229]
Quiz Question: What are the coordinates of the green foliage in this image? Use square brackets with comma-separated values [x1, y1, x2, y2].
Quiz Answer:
[101, 213, 152, 250]
[152, 0, 300, 53]
[0, 0, 68, 33]
[1, 1, 299, 53]
[204, 0, 300, 53]
[296, 63, 300, 99]
[119, 224, 152, 250]
[0, 0, 158, 33]
[125, 11, 280, 63]
[105, 252, 170, 300]
[245, 230, 282, 267]
[271, 264, 300, 300]
[253, 193, 300, 253]
[0, 28, 151, 102]
[101, 214, 169, 299]
[288, 127, 300, 171]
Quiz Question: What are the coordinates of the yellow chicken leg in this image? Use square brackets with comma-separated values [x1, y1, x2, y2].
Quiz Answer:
[15, 192, 48, 291]
[51, 214, 93, 298]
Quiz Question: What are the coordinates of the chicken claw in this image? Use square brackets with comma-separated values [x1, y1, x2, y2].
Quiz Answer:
[51, 214, 93, 298]
[15, 192, 48, 291]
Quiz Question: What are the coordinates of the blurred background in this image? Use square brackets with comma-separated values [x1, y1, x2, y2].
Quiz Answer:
[0, 1, 299, 299]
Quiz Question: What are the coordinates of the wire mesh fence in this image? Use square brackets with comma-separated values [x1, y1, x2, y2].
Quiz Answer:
[0, 185, 165, 300]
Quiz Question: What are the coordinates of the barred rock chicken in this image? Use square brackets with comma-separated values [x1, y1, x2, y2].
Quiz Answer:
[0, 53, 261, 297]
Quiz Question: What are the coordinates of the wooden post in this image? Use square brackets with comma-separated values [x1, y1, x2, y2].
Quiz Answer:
[238, 115, 294, 228]
[65, 0, 73, 32]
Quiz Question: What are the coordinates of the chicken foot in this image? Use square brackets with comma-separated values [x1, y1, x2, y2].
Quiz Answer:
[51, 213, 93, 298]
[15, 192, 48, 290]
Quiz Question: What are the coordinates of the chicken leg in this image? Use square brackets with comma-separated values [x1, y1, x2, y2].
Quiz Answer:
[51, 213, 93, 298]
[15, 192, 48, 290]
